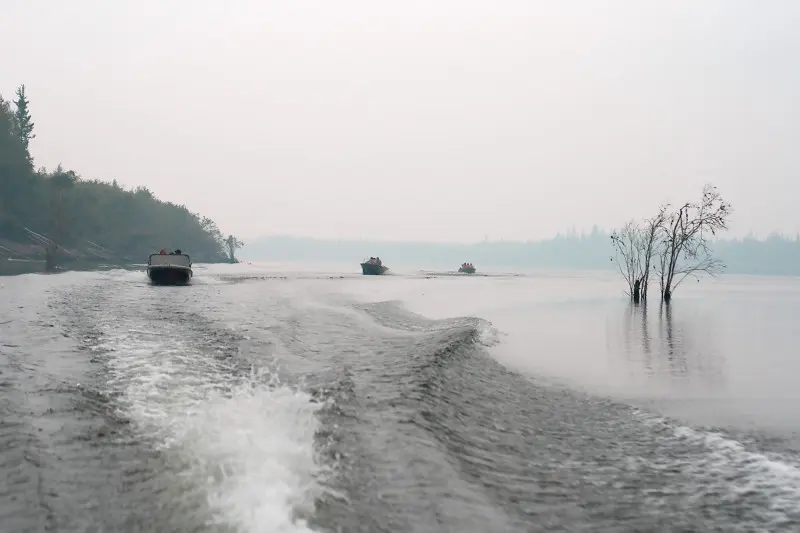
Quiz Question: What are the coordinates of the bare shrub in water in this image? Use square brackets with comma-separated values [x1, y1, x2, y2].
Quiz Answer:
[611, 184, 732, 303]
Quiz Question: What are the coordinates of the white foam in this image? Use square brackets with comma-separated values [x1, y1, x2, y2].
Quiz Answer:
[100, 267, 230, 286]
[190, 275, 227, 285]
[475, 321, 504, 347]
[98, 324, 325, 532]
[637, 411, 800, 528]
[184, 378, 325, 532]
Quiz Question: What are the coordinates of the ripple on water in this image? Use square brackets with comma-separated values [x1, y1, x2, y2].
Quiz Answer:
[3, 269, 800, 533]
[92, 302, 329, 533]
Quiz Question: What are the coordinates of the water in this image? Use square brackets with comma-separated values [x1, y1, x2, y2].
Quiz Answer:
[1, 263, 799, 532]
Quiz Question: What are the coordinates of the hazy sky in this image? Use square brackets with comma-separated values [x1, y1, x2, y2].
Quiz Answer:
[2, 0, 798, 242]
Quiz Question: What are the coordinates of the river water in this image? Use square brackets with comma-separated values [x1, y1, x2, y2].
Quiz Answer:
[1, 263, 798, 532]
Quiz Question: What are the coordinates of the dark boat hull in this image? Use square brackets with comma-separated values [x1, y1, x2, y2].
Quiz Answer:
[360, 262, 388, 275]
[458, 267, 476, 274]
[147, 266, 193, 285]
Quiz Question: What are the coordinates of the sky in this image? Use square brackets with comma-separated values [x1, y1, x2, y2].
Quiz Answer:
[1, 0, 798, 243]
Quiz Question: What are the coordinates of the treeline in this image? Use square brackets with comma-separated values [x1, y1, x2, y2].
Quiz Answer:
[240, 228, 616, 269]
[0, 85, 239, 264]
[240, 230, 800, 277]
[713, 235, 800, 276]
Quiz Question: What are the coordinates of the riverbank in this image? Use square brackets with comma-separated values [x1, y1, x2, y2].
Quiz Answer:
[0, 257, 143, 277]
[0, 236, 135, 277]
[0, 236, 235, 277]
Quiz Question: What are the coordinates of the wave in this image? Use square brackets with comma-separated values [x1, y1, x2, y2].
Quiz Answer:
[7, 270, 800, 532]
[414, 270, 526, 279]
[636, 411, 800, 530]
[63, 282, 330, 533]
[310, 298, 800, 531]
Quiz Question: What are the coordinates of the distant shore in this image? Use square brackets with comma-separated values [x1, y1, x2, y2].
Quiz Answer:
[0, 257, 143, 277]
[240, 233, 800, 277]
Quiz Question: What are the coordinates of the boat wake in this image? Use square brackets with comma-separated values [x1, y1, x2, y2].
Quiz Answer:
[53, 278, 329, 532]
[415, 270, 523, 279]
[2, 270, 800, 532]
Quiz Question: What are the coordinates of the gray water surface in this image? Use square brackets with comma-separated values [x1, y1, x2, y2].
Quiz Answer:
[1, 265, 798, 532]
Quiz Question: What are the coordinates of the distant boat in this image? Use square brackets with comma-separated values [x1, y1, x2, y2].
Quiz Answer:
[360, 257, 388, 275]
[458, 262, 476, 274]
[147, 252, 193, 285]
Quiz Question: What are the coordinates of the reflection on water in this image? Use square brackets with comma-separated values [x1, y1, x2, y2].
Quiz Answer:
[660, 302, 688, 378]
[315, 269, 800, 434]
[617, 301, 727, 397]
[640, 302, 652, 362]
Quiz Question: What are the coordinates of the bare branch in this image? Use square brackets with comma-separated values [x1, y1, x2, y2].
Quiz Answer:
[611, 217, 665, 301]
[672, 256, 725, 291]
[610, 220, 645, 297]
[655, 184, 732, 302]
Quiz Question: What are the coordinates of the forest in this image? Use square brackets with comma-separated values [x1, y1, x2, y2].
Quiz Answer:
[0, 85, 239, 267]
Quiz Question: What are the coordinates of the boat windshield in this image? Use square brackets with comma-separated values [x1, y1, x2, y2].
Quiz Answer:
[149, 253, 192, 267]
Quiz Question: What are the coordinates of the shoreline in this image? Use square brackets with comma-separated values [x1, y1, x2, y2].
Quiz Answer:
[0, 258, 143, 277]
[0, 257, 232, 277]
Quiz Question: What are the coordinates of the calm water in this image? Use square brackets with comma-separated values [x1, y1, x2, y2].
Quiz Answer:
[1, 263, 799, 532]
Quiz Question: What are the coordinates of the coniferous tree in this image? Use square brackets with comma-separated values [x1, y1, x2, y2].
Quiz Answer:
[0, 84, 230, 265]
[12, 84, 35, 158]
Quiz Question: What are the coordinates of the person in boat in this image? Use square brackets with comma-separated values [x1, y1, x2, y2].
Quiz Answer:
[376, 257, 382, 267]
[174, 249, 182, 255]
[159, 248, 166, 255]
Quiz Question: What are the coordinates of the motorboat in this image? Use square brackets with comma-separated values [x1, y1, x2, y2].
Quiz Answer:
[360, 257, 388, 275]
[147, 252, 193, 285]
[458, 262, 476, 274]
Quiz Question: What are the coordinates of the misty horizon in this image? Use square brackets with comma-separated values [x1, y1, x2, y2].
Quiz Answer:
[243, 226, 800, 246]
[2, 0, 799, 244]
[240, 231, 800, 277]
